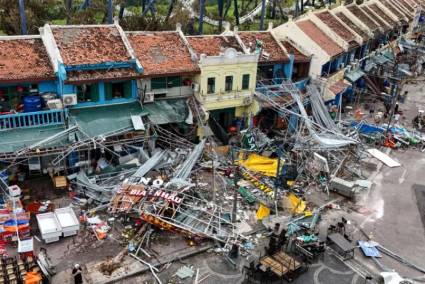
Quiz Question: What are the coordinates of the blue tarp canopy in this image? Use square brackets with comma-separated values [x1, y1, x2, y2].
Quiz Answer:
[351, 121, 385, 134]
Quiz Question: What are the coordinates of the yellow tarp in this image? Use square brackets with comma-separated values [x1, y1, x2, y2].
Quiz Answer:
[256, 203, 271, 220]
[282, 193, 306, 215]
[239, 153, 279, 177]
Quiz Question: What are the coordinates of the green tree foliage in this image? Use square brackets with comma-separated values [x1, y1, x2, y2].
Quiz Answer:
[0, 0, 64, 35]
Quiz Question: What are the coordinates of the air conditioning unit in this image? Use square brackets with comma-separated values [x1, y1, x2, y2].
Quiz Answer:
[62, 94, 78, 106]
[47, 99, 63, 110]
[191, 83, 200, 92]
[143, 92, 155, 103]
[346, 65, 352, 72]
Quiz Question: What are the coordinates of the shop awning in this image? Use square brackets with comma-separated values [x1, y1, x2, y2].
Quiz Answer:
[0, 125, 68, 154]
[69, 102, 146, 138]
[345, 69, 365, 83]
[143, 99, 189, 125]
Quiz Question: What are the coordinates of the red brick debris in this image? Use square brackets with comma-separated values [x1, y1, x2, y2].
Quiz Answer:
[186, 35, 244, 56]
[66, 68, 140, 84]
[52, 26, 131, 66]
[280, 41, 310, 63]
[0, 38, 55, 83]
[347, 5, 380, 32]
[127, 31, 200, 77]
[297, 20, 344, 58]
[334, 12, 369, 41]
[329, 80, 349, 95]
[238, 31, 289, 63]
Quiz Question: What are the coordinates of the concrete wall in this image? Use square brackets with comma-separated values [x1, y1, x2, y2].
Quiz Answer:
[273, 20, 330, 79]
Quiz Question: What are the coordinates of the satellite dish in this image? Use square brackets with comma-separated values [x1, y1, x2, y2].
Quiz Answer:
[224, 48, 237, 59]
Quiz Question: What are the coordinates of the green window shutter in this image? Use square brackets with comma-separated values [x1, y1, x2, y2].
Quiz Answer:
[90, 84, 99, 102]
[242, 74, 250, 90]
[151, 78, 167, 90]
[123, 81, 132, 98]
[167, 76, 181, 88]
[105, 82, 113, 101]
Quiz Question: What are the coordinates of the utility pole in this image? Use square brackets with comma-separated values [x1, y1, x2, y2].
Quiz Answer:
[107, 0, 114, 24]
[231, 146, 238, 223]
[259, 0, 266, 30]
[18, 0, 28, 35]
[199, 0, 205, 35]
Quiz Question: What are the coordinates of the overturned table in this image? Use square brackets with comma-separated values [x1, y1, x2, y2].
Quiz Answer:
[327, 233, 355, 260]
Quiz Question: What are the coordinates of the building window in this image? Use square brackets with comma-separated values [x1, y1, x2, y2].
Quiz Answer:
[151, 78, 167, 90]
[151, 77, 181, 90]
[77, 84, 99, 102]
[225, 75, 233, 92]
[105, 81, 132, 100]
[242, 74, 250, 90]
[207, 77, 215, 94]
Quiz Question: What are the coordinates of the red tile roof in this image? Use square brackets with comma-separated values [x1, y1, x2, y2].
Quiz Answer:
[238, 31, 289, 63]
[329, 80, 349, 95]
[368, 4, 398, 26]
[280, 41, 310, 63]
[387, 0, 413, 20]
[399, 0, 415, 12]
[347, 5, 380, 31]
[127, 31, 199, 77]
[360, 6, 390, 31]
[335, 12, 369, 41]
[296, 20, 344, 58]
[186, 36, 244, 56]
[52, 26, 131, 66]
[0, 38, 55, 83]
[316, 11, 356, 43]
[381, 0, 406, 20]
[66, 68, 139, 84]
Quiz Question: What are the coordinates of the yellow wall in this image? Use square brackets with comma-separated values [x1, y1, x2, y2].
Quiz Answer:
[193, 61, 258, 112]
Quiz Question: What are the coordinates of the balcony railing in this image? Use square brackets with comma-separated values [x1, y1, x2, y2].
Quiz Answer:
[0, 109, 67, 131]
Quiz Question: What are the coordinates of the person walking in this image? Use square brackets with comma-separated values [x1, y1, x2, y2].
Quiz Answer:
[72, 264, 83, 284]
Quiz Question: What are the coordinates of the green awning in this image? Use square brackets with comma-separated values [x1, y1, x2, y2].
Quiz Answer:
[69, 102, 146, 138]
[143, 99, 188, 125]
[345, 69, 365, 83]
[0, 125, 68, 153]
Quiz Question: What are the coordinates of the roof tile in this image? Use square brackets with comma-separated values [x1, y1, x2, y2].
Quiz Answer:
[0, 38, 55, 83]
[316, 11, 357, 43]
[296, 20, 344, 58]
[238, 31, 289, 63]
[280, 41, 310, 62]
[368, 4, 398, 26]
[360, 6, 390, 30]
[334, 12, 369, 41]
[186, 36, 244, 56]
[52, 26, 131, 66]
[127, 31, 199, 77]
[347, 5, 380, 31]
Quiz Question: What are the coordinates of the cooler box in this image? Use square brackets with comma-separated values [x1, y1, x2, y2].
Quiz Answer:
[36, 212, 62, 243]
[54, 207, 80, 237]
